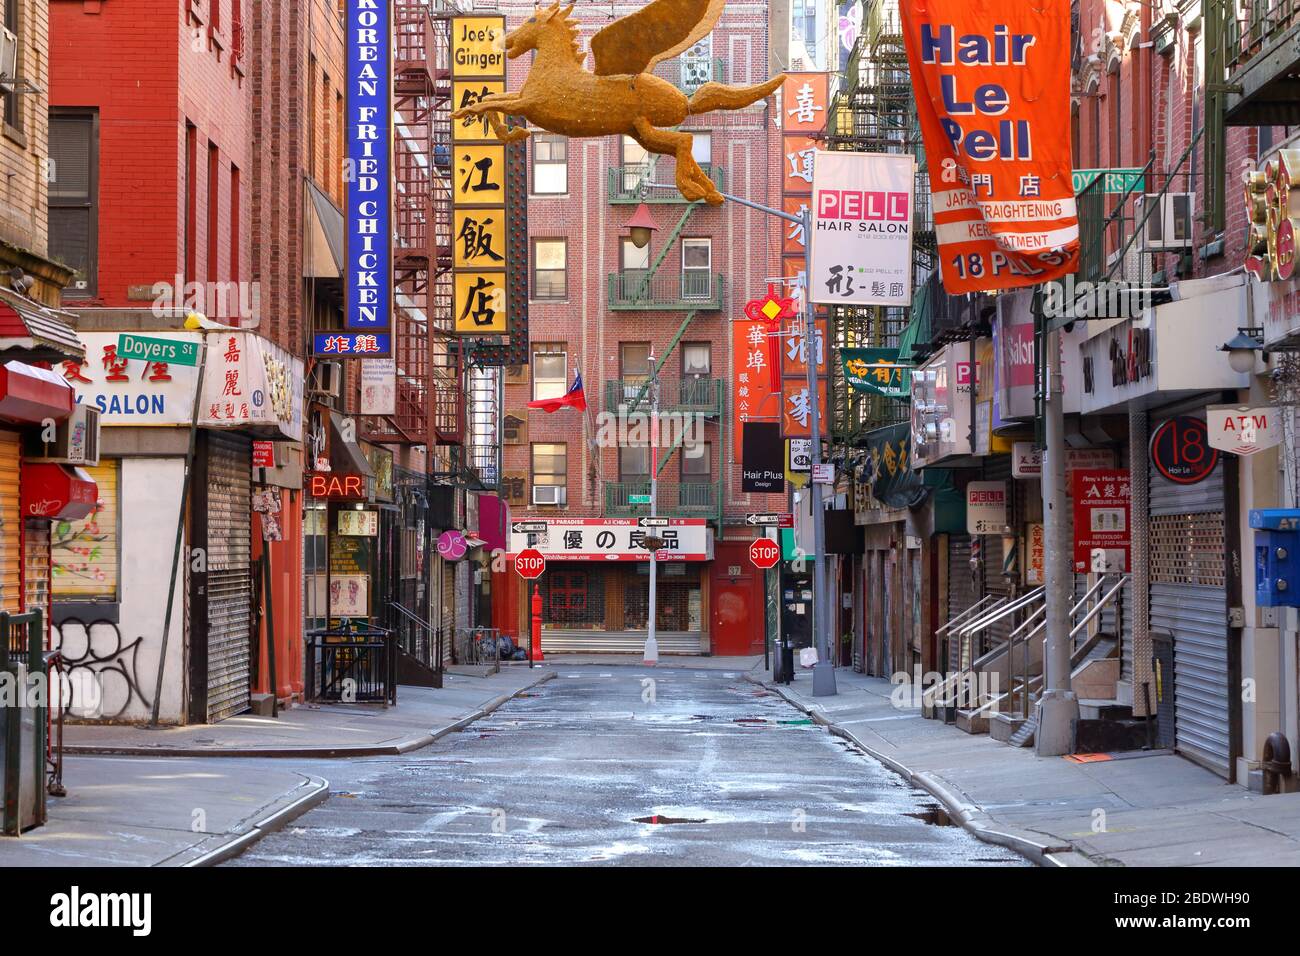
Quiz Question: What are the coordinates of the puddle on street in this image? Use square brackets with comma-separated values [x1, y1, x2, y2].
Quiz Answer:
[905, 804, 955, 826]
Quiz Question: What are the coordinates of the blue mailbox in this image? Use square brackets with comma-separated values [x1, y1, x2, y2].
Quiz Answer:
[1250, 509, 1300, 607]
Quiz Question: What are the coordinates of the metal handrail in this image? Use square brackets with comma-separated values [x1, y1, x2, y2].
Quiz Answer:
[391, 601, 434, 635]
[957, 587, 1046, 640]
[1069, 574, 1130, 641]
[934, 594, 999, 637]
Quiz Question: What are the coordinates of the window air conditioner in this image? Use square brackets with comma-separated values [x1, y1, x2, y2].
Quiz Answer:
[1139, 192, 1195, 251]
[26, 404, 100, 466]
[309, 360, 342, 401]
[532, 484, 566, 506]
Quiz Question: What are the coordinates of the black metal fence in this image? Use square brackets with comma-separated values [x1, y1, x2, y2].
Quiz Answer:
[1, 610, 49, 835]
[306, 626, 396, 705]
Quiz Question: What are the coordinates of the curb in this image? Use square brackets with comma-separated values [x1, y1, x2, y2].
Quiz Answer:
[748, 674, 1079, 868]
[66, 670, 557, 760]
[165, 773, 331, 867]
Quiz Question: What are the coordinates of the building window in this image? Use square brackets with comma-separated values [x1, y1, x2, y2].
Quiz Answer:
[532, 134, 567, 194]
[1109, 65, 1122, 168]
[619, 444, 650, 480]
[682, 342, 711, 378]
[531, 443, 567, 505]
[532, 238, 567, 299]
[48, 110, 99, 297]
[682, 238, 711, 298]
[621, 135, 649, 191]
[621, 237, 650, 273]
[680, 34, 713, 91]
[207, 142, 220, 285]
[532, 347, 567, 401]
[230, 163, 240, 290]
[681, 440, 711, 481]
[691, 132, 711, 166]
[621, 342, 651, 383]
[184, 121, 197, 287]
[2, 0, 21, 134]
[51, 460, 120, 602]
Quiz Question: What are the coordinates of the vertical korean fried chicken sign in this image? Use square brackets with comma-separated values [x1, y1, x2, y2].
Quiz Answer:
[901, 0, 1079, 293]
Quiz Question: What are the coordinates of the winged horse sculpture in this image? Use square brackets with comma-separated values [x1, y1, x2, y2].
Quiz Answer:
[452, 0, 784, 205]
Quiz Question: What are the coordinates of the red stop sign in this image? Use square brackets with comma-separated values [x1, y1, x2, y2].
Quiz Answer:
[515, 548, 546, 579]
[749, 538, 780, 570]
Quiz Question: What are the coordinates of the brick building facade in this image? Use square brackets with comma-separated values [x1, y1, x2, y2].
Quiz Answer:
[492, 1, 787, 655]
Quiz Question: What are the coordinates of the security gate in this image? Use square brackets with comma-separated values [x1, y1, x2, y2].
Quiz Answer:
[205, 433, 254, 723]
[1148, 412, 1230, 777]
[946, 534, 977, 671]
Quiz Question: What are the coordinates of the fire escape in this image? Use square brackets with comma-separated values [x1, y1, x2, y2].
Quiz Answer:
[823, 0, 935, 445]
[362, 0, 463, 454]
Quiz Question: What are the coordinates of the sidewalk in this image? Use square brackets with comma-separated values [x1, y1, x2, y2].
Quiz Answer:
[754, 666, 1300, 866]
[64, 667, 556, 758]
[0, 756, 328, 866]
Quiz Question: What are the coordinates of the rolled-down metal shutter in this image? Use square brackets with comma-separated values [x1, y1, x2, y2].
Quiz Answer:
[1149, 415, 1228, 777]
[0, 431, 20, 614]
[980, 458, 1016, 648]
[206, 433, 253, 723]
[946, 534, 977, 671]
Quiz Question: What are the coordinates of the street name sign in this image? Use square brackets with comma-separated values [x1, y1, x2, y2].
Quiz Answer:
[628, 494, 652, 505]
[116, 333, 201, 367]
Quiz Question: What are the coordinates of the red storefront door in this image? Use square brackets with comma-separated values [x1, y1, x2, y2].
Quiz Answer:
[710, 542, 765, 656]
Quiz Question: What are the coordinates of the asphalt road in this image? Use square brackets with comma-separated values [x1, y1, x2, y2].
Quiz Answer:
[227, 667, 1027, 866]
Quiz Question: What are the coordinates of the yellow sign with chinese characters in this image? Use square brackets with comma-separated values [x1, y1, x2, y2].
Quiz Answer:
[453, 80, 507, 142]
[454, 271, 508, 335]
[453, 209, 507, 269]
[453, 144, 507, 204]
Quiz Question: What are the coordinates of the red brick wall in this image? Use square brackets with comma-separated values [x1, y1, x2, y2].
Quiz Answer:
[498, 3, 786, 524]
[49, 0, 251, 312]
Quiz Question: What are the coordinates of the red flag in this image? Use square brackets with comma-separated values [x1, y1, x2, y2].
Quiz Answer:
[527, 371, 587, 413]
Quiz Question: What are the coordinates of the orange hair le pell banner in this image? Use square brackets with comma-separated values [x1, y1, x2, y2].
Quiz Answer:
[901, 0, 1079, 293]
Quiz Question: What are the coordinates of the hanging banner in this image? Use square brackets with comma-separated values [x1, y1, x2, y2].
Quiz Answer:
[810, 150, 915, 306]
[842, 347, 908, 398]
[900, 1, 1079, 293]
[732, 316, 780, 459]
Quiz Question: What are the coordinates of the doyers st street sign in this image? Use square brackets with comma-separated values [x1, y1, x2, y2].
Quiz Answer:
[116, 333, 201, 367]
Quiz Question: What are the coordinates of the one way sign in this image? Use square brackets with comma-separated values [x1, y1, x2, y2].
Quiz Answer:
[746, 513, 794, 528]
[511, 521, 548, 534]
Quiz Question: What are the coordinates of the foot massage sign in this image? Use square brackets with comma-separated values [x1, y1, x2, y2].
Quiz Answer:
[900, 0, 1079, 293]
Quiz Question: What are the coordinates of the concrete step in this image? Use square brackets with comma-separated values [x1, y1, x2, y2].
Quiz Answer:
[1008, 713, 1037, 748]
[989, 711, 1028, 743]
[955, 707, 989, 735]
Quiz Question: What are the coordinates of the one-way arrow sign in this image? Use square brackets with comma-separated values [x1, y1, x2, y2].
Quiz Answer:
[511, 521, 548, 534]
[638, 517, 670, 528]
[746, 513, 793, 528]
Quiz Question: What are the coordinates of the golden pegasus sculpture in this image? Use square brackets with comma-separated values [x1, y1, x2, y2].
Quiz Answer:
[452, 0, 785, 205]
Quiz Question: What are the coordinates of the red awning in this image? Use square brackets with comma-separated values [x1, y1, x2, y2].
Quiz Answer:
[0, 360, 75, 424]
[21, 463, 98, 520]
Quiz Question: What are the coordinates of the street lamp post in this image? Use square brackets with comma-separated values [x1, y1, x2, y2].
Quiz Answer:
[640, 185, 836, 695]
[645, 351, 660, 665]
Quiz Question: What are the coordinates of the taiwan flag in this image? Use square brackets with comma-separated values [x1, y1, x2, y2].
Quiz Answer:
[527, 371, 588, 414]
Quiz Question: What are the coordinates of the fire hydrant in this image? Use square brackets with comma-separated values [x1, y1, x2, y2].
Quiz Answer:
[530, 584, 544, 663]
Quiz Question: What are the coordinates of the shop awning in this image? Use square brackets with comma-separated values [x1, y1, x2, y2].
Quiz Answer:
[0, 287, 85, 359]
[21, 463, 98, 520]
[305, 180, 345, 279]
[329, 414, 375, 478]
[0, 360, 75, 424]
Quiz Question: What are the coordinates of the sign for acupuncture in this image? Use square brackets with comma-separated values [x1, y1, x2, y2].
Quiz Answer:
[901, 2, 1080, 293]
